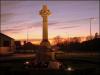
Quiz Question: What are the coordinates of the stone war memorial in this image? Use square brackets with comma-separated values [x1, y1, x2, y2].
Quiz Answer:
[34, 5, 61, 69]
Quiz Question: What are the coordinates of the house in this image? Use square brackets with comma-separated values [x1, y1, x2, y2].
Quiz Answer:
[0, 33, 15, 55]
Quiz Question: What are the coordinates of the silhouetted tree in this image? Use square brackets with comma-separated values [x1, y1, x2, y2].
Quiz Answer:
[70, 37, 81, 43]
[53, 36, 63, 46]
[81, 38, 100, 52]
[54, 37, 100, 52]
[94, 32, 99, 38]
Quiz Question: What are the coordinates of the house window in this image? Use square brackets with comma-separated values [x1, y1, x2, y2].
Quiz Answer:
[3, 40, 10, 47]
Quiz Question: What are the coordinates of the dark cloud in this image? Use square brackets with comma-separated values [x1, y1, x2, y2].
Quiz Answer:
[48, 22, 60, 26]
[1, 13, 15, 24]
[1, 21, 60, 34]
[1, 27, 24, 33]
[1, 1, 23, 25]
[1, 1, 20, 7]
[56, 25, 80, 29]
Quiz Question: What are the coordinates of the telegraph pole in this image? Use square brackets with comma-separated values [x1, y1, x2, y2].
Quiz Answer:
[89, 18, 92, 39]
[89, 17, 95, 39]
[99, 21, 100, 38]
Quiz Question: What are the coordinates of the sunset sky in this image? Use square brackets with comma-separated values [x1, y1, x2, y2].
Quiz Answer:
[1, 1, 99, 41]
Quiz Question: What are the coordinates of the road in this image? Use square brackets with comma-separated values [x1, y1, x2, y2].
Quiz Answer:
[0, 53, 36, 61]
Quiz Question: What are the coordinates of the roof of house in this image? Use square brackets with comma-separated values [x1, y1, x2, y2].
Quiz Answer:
[0, 33, 14, 40]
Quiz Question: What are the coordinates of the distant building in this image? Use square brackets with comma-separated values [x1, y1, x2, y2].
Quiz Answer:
[22, 42, 36, 53]
[15, 41, 37, 53]
[0, 33, 15, 55]
[15, 41, 22, 50]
